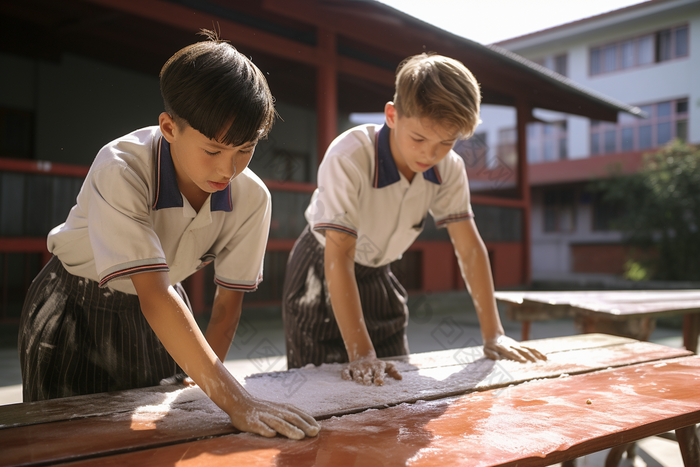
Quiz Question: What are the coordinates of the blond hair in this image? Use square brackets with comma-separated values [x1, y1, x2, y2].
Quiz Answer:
[393, 53, 481, 138]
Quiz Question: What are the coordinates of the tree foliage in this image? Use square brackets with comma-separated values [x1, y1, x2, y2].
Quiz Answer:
[595, 141, 700, 281]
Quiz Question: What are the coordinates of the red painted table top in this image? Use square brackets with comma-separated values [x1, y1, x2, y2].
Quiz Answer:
[1, 334, 698, 467]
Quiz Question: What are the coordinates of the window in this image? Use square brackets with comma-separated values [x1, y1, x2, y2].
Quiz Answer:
[454, 132, 489, 169]
[590, 25, 689, 75]
[554, 54, 568, 77]
[675, 26, 689, 57]
[590, 98, 689, 154]
[527, 121, 567, 163]
[657, 29, 672, 62]
[592, 193, 622, 231]
[543, 188, 576, 233]
[590, 49, 601, 75]
[532, 54, 568, 77]
[637, 35, 654, 65]
[591, 133, 600, 156]
[621, 128, 634, 152]
[621, 40, 634, 69]
[496, 128, 516, 167]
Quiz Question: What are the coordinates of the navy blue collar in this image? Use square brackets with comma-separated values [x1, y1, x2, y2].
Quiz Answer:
[373, 124, 442, 188]
[152, 137, 232, 212]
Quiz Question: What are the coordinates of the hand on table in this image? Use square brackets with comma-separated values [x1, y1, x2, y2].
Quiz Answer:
[484, 335, 547, 363]
[227, 394, 320, 440]
[160, 373, 319, 440]
[341, 356, 402, 386]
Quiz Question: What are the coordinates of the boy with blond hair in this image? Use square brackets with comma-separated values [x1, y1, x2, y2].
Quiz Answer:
[283, 53, 545, 384]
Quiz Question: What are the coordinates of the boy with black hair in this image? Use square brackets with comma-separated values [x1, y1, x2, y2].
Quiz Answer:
[19, 32, 319, 440]
[283, 53, 546, 385]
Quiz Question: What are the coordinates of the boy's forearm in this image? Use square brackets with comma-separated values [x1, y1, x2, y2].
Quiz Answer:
[448, 221, 505, 342]
[460, 242, 504, 341]
[324, 240, 375, 361]
[132, 274, 247, 409]
[205, 288, 244, 362]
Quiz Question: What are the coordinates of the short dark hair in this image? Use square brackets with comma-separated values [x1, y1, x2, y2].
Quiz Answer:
[159, 30, 275, 146]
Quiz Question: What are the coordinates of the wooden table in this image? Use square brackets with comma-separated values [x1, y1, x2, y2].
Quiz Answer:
[1, 334, 699, 467]
[495, 290, 700, 352]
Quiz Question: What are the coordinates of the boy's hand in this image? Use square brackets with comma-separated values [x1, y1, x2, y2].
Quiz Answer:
[227, 394, 320, 440]
[341, 356, 402, 386]
[483, 335, 547, 363]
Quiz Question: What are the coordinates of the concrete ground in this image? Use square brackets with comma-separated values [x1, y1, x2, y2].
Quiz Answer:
[0, 291, 690, 467]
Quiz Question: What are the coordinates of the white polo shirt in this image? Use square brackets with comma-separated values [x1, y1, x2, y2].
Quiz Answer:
[305, 123, 473, 268]
[48, 126, 271, 295]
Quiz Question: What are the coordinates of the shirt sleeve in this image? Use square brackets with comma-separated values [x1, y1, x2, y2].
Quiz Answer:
[429, 152, 475, 228]
[213, 181, 271, 292]
[307, 151, 363, 238]
[88, 163, 169, 288]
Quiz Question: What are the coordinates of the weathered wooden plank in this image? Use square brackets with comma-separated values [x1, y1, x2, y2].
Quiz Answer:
[496, 290, 700, 320]
[390, 333, 635, 369]
[248, 340, 691, 419]
[496, 290, 700, 305]
[0, 338, 691, 467]
[57, 356, 700, 467]
[0, 384, 180, 429]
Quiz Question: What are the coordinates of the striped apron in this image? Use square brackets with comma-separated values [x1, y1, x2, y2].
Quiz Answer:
[18, 256, 184, 402]
[282, 226, 409, 369]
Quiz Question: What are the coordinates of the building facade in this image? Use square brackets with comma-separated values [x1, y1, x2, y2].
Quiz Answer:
[477, 0, 700, 282]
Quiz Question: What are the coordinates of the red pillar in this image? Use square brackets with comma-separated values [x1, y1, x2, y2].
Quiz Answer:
[316, 28, 338, 165]
[516, 99, 532, 286]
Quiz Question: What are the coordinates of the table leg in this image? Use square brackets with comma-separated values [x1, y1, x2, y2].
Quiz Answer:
[682, 313, 700, 354]
[604, 442, 636, 467]
[676, 424, 700, 467]
[574, 316, 655, 341]
[561, 459, 576, 467]
[521, 320, 531, 341]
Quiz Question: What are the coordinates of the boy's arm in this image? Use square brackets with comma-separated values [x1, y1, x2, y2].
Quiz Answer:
[130, 271, 319, 439]
[205, 287, 244, 362]
[446, 219, 546, 362]
[324, 229, 402, 385]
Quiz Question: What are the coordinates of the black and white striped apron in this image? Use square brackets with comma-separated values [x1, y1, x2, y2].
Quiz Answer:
[282, 226, 409, 369]
[18, 256, 184, 402]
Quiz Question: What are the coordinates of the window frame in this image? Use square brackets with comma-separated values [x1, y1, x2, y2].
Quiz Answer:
[589, 98, 689, 155]
[589, 24, 689, 77]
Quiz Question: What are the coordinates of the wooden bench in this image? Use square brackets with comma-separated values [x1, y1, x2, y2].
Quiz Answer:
[495, 290, 700, 352]
[1, 334, 699, 466]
